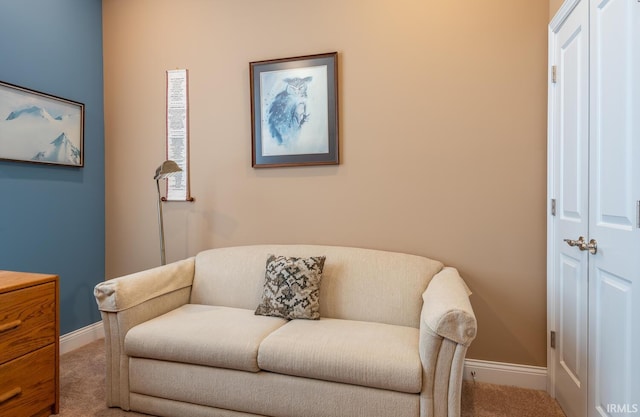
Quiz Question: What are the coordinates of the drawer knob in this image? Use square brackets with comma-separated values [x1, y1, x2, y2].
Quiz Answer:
[0, 387, 22, 404]
[0, 319, 22, 334]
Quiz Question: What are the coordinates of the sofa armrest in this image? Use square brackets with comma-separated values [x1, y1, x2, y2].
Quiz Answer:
[94, 257, 195, 312]
[420, 267, 476, 346]
[94, 258, 195, 410]
[419, 267, 476, 417]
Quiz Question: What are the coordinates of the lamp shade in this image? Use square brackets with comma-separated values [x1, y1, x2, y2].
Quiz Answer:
[154, 160, 182, 180]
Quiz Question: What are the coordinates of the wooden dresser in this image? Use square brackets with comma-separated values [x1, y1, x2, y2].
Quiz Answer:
[0, 271, 59, 417]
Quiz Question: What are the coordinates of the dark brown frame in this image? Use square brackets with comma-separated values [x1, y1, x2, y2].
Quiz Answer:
[250, 52, 339, 168]
[0, 80, 84, 167]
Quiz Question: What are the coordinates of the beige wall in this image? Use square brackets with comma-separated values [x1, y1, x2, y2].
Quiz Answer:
[103, 0, 549, 366]
[549, 0, 565, 20]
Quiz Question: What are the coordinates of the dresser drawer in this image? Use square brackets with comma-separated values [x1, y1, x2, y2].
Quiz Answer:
[0, 344, 56, 417]
[0, 282, 56, 364]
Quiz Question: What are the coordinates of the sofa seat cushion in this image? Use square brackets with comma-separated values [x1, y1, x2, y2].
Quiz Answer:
[125, 304, 287, 372]
[257, 318, 422, 394]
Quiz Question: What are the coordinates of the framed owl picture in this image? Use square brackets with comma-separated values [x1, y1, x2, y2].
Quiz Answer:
[249, 52, 339, 168]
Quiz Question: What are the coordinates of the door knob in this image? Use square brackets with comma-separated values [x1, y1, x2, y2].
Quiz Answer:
[563, 236, 598, 254]
[564, 236, 588, 251]
[587, 238, 597, 255]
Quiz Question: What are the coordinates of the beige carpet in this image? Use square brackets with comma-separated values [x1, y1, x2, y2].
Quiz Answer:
[57, 339, 566, 417]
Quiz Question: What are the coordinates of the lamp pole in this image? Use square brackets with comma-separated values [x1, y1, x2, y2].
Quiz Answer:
[156, 178, 167, 265]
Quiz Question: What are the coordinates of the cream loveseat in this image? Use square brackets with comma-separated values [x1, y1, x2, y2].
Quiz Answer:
[94, 245, 477, 417]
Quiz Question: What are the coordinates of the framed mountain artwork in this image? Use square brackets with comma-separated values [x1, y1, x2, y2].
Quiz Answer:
[0, 80, 84, 167]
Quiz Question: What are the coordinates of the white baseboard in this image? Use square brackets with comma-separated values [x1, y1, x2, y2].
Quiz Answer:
[464, 359, 547, 391]
[60, 321, 104, 355]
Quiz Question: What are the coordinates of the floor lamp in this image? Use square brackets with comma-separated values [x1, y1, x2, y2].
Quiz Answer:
[154, 160, 182, 265]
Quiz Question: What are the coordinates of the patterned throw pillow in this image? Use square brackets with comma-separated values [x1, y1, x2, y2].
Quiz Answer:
[255, 254, 326, 320]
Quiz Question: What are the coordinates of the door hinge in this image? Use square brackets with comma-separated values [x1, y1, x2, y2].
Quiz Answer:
[636, 201, 640, 228]
[551, 198, 556, 216]
[550, 331, 556, 349]
[552, 65, 557, 84]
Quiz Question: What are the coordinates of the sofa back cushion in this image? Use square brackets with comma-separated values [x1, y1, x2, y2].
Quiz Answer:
[190, 245, 443, 328]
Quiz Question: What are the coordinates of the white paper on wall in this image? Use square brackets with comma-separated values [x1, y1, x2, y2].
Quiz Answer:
[166, 69, 191, 201]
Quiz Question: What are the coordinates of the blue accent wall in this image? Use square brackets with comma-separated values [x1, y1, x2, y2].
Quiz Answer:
[0, 0, 104, 334]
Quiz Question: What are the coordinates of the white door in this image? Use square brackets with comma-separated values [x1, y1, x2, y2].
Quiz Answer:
[550, 1, 640, 416]
[588, 1, 640, 416]
[549, 1, 589, 416]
